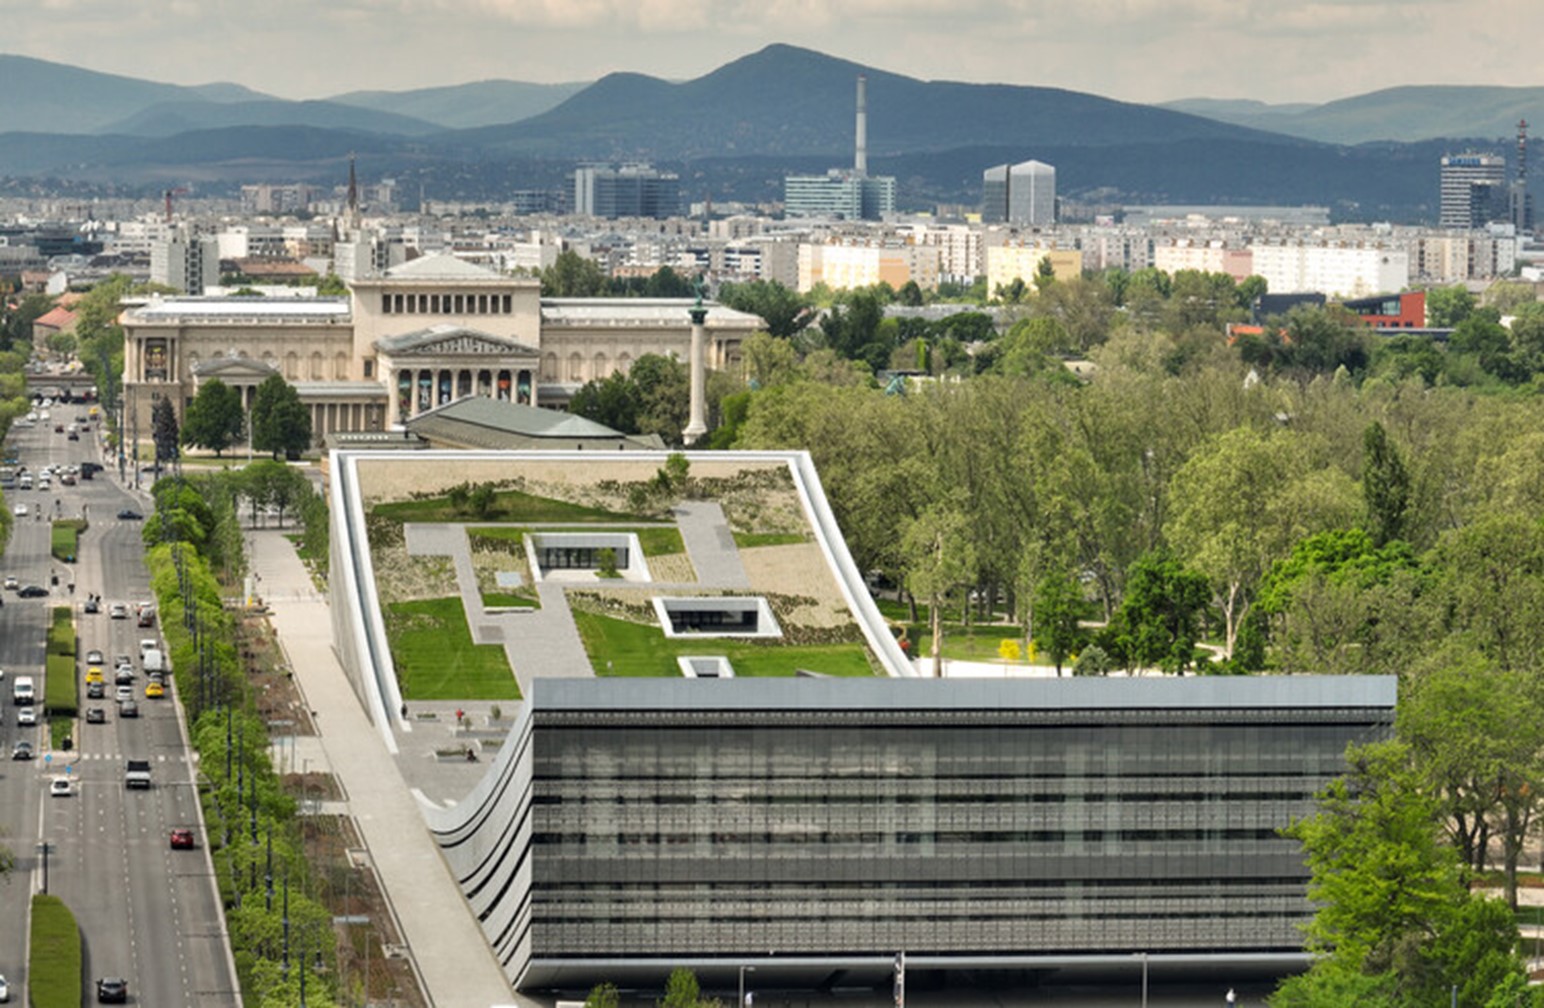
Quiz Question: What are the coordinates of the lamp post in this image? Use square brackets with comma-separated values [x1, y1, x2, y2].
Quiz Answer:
[738, 965, 755, 1008]
[1139, 952, 1148, 1008]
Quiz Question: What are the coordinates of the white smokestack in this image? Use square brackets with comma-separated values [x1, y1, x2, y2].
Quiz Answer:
[855, 75, 868, 176]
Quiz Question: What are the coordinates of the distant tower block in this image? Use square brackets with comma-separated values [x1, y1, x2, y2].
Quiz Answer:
[1512, 119, 1533, 233]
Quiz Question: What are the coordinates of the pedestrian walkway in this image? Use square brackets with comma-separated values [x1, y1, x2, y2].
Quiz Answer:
[248, 528, 526, 1008]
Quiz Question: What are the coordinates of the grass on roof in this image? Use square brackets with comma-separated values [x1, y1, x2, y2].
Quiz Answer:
[384, 597, 522, 701]
[573, 610, 875, 678]
[469, 524, 685, 556]
[732, 531, 808, 549]
[374, 487, 639, 524]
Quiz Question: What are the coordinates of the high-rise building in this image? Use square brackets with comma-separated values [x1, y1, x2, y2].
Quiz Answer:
[150, 233, 221, 294]
[572, 163, 680, 219]
[982, 160, 1056, 226]
[1440, 152, 1507, 229]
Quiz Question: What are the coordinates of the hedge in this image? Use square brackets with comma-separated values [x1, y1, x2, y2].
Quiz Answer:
[29, 893, 82, 1008]
[47, 606, 74, 656]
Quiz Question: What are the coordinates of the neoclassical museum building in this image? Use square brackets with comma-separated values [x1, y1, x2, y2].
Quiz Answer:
[120, 254, 764, 447]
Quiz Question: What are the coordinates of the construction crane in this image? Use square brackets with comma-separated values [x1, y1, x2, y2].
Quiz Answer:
[163, 187, 189, 224]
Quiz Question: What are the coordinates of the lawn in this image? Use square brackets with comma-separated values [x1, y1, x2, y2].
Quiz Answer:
[50, 519, 84, 562]
[374, 488, 640, 524]
[45, 652, 77, 716]
[29, 893, 82, 1008]
[383, 597, 521, 701]
[573, 610, 875, 678]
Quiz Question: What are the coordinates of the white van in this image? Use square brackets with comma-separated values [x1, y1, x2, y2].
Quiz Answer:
[13, 675, 35, 705]
[142, 649, 166, 675]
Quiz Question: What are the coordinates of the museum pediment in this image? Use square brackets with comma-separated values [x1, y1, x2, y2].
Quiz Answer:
[375, 325, 540, 358]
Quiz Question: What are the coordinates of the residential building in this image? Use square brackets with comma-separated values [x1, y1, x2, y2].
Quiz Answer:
[149, 233, 221, 294]
[984, 244, 1083, 295]
[1247, 242, 1409, 299]
[1152, 240, 1254, 281]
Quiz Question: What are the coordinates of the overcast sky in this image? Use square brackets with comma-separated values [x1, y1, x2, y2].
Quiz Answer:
[1, 0, 1535, 105]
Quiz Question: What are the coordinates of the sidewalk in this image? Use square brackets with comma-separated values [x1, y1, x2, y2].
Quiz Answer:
[248, 527, 526, 1008]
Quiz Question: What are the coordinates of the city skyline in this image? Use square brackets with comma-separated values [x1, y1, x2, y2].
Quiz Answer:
[1, 0, 1538, 107]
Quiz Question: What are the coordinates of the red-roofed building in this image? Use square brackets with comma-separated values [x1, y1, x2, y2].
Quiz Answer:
[32, 305, 78, 353]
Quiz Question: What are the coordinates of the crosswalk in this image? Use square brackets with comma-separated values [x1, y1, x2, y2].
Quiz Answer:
[37, 752, 187, 763]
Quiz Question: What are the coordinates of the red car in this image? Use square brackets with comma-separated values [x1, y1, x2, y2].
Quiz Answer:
[169, 828, 195, 850]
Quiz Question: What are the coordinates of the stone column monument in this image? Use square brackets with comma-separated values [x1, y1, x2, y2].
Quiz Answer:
[683, 277, 709, 445]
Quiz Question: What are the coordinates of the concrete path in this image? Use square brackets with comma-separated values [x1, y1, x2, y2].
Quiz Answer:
[674, 501, 748, 587]
[403, 522, 593, 695]
[249, 528, 525, 1008]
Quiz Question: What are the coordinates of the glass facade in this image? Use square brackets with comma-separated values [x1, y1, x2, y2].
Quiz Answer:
[522, 704, 1389, 961]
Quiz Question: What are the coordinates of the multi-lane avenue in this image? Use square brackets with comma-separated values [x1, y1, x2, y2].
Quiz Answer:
[0, 411, 238, 1006]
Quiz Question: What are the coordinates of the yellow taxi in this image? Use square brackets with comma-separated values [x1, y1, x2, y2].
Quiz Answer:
[84, 666, 104, 685]
[145, 681, 165, 699]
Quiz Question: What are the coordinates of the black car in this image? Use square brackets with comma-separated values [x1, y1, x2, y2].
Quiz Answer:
[96, 977, 127, 1003]
[82, 598, 100, 614]
[11, 741, 32, 761]
[116, 509, 143, 521]
[86, 707, 106, 724]
[17, 585, 47, 598]
[86, 681, 105, 699]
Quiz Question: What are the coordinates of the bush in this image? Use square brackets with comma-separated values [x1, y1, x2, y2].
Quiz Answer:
[29, 893, 82, 1008]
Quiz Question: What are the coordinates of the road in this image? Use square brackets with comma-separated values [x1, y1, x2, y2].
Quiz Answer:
[0, 411, 239, 1007]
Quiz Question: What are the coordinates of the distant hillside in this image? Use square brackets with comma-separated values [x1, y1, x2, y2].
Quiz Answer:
[1162, 86, 1544, 144]
[0, 53, 266, 134]
[454, 43, 1302, 160]
[97, 99, 443, 138]
[329, 80, 588, 129]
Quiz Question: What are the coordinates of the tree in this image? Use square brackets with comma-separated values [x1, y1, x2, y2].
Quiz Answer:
[1426, 284, 1477, 327]
[570, 372, 642, 433]
[585, 983, 620, 1008]
[717, 280, 813, 339]
[901, 499, 978, 677]
[1166, 427, 1361, 657]
[1107, 550, 1210, 674]
[151, 397, 180, 467]
[539, 249, 609, 297]
[1032, 568, 1084, 675]
[739, 331, 801, 388]
[181, 379, 246, 457]
[630, 353, 690, 442]
[660, 967, 701, 1008]
[1280, 740, 1526, 1007]
[249, 374, 311, 460]
[1361, 421, 1409, 546]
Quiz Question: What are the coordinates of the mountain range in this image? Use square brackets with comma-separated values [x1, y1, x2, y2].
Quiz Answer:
[0, 45, 1536, 223]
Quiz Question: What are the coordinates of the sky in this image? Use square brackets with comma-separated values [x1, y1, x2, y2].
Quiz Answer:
[0, 0, 1536, 105]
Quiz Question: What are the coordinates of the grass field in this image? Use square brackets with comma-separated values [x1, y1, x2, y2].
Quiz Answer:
[29, 893, 82, 1008]
[375, 488, 639, 524]
[482, 592, 539, 608]
[50, 519, 84, 562]
[573, 610, 875, 678]
[45, 652, 77, 716]
[384, 597, 521, 701]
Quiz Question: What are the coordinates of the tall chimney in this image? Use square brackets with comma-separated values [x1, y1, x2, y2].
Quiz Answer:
[855, 75, 868, 177]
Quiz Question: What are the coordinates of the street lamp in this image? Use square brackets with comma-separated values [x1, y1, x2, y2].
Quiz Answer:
[1139, 951, 1149, 1008]
[738, 965, 755, 1008]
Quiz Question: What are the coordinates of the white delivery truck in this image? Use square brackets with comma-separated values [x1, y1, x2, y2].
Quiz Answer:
[13, 675, 35, 705]
[142, 648, 167, 676]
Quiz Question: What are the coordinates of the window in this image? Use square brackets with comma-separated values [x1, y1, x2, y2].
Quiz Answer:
[363, 359, 375, 379]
